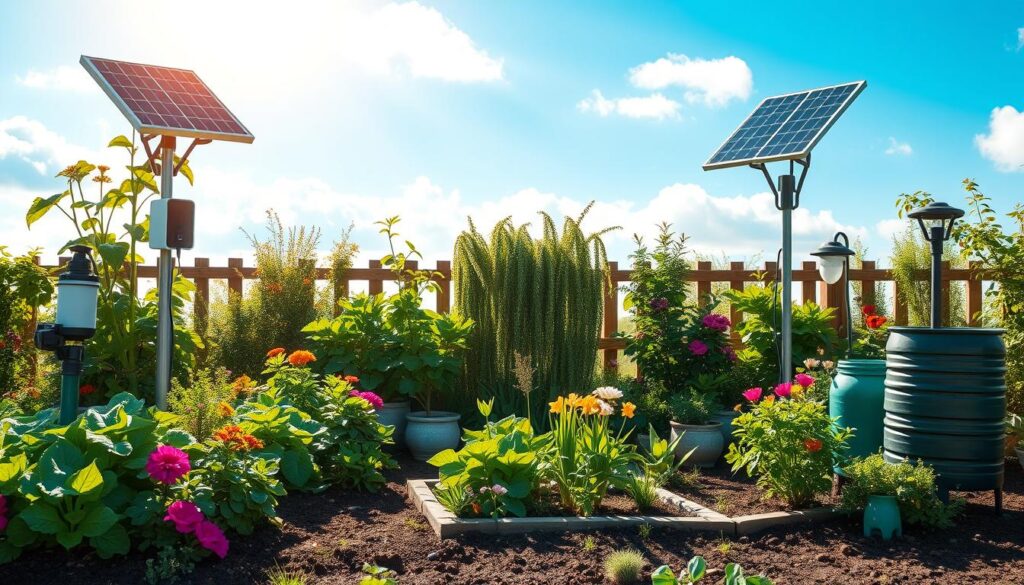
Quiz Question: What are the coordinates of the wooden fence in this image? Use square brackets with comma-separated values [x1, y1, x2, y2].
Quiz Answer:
[43, 256, 989, 375]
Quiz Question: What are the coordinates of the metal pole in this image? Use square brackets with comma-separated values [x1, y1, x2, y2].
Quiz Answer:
[781, 205, 793, 382]
[58, 345, 84, 425]
[155, 136, 176, 409]
[929, 225, 944, 329]
[843, 259, 853, 358]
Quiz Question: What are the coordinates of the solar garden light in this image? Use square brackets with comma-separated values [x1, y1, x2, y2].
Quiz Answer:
[703, 81, 866, 383]
[811, 232, 855, 357]
[34, 246, 99, 424]
[907, 201, 964, 328]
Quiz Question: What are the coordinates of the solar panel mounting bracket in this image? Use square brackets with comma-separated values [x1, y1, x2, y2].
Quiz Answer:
[750, 154, 810, 211]
[140, 133, 209, 178]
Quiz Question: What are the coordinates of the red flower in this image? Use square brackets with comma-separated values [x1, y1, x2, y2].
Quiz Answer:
[861, 305, 877, 316]
[266, 347, 285, 358]
[804, 438, 823, 453]
[344, 375, 360, 385]
[866, 315, 888, 329]
[79, 384, 97, 396]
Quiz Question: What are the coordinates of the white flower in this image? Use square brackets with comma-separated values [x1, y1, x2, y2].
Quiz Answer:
[598, 399, 615, 416]
[490, 484, 508, 496]
[804, 358, 820, 369]
[479, 486, 490, 494]
[592, 386, 623, 401]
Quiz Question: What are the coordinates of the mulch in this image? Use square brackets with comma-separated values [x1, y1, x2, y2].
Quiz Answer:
[4, 457, 1023, 584]
[671, 462, 838, 516]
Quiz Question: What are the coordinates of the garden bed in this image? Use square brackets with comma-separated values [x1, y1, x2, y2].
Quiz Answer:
[3, 457, 1023, 584]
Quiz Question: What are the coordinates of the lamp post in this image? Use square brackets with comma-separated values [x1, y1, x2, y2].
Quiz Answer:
[811, 232, 855, 357]
[33, 246, 99, 424]
[907, 202, 964, 328]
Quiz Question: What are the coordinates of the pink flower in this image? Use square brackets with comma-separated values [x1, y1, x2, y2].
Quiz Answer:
[164, 500, 205, 534]
[688, 340, 709, 356]
[195, 520, 230, 559]
[721, 345, 737, 363]
[742, 387, 763, 402]
[794, 373, 815, 388]
[701, 314, 731, 331]
[350, 389, 384, 410]
[774, 383, 793, 398]
[146, 445, 191, 484]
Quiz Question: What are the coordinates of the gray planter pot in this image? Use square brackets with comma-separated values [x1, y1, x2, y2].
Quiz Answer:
[710, 409, 740, 444]
[670, 421, 724, 468]
[405, 411, 461, 461]
[376, 401, 411, 447]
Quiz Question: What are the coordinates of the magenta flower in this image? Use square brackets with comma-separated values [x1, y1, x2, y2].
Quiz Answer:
[774, 383, 793, 398]
[146, 445, 191, 484]
[688, 340, 709, 356]
[350, 389, 385, 410]
[195, 520, 230, 559]
[794, 373, 815, 388]
[164, 500, 204, 534]
[649, 297, 670, 312]
[742, 387, 763, 402]
[701, 314, 731, 331]
[721, 345, 737, 363]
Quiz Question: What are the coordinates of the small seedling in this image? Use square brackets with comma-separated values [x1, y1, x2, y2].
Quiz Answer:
[582, 535, 597, 552]
[403, 518, 428, 531]
[637, 523, 652, 540]
[604, 548, 646, 584]
[266, 564, 309, 585]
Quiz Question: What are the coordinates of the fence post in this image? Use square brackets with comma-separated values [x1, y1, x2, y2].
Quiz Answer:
[893, 279, 909, 326]
[967, 260, 983, 327]
[227, 258, 243, 297]
[696, 261, 711, 307]
[801, 261, 818, 304]
[368, 260, 383, 295]
[603, 261, 619, 374]
[435, 260, 451, 314]
[193, 257, 210, 337]
[729, 261, 745, 346]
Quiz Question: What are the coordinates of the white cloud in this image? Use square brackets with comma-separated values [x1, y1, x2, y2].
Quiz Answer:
[1018, 27, 1024, 50]
[576, 90, 681, 120]
[15, 66, 96, 93]
[0, 116, 106, 175]
[628, 54, 753, 107]
[340, 1, 504, 82]
[975, 106, 1024, 172]
[884, 137, 912, 156]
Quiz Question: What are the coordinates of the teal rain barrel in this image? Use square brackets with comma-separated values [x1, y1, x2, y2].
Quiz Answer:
[883, 327, 1006, 494]
[830, 359, 886, 475]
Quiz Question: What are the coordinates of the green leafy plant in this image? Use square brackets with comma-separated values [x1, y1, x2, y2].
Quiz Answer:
[622, 472, 659, 512]
[840, 453, 963, 529]
[168, 367, 235, 440]
[726, 394, 851, 508]
[0, 247, 53, 399]
[669, 390, 716, 425]
[360, 563, 399, 585]
[25, 137, 201, 400]
[604, 548, 646, 584]
[651, 556, 773, 585]
[265, 564, 309, 585]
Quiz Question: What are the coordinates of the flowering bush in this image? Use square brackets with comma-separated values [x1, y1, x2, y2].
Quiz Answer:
[168, 367, 235, 439]
[839, 454, 963, 529]
[726, 389, 852, 508]
[851, 304, 890, 359]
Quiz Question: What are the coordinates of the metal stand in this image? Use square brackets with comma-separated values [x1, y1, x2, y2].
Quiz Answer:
[929, 225, 944, 328]
[752, 156, 810, 383]
[58, 345, 84, 425]
[155, 136, 176, 409]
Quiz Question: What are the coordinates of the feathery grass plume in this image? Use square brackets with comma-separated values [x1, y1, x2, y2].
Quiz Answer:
[453, 204, 616, 423]
[603, 548, 646, 584]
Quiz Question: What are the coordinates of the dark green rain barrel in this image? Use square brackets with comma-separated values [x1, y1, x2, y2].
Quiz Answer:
[830, 359, 886, 475]
[883, 327, 1006, 494]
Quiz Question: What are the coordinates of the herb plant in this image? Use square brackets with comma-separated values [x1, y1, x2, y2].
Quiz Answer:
[840, 454, 963, 529]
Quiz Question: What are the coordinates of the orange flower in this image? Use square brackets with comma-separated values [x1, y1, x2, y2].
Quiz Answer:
[213, 425, 263, 451]
[762, 395, 776, 405]
[302, 277, 312, 286]
[287, 350, 316, 367]
[565, 393, 582, 408]
[217, 402, 235, 417]
[804, 438, 823, 453]
[267, 282, 283, 294]
[242, 434, 264, 450]
[621, 402, 636, 419]
[27, 387, 41, 399]
[343, 375, 360, 385]
[579, 395, 601, 416]
[231, 374, 255, 397]
[549, 396, 566, 414]
[266, 347, 285, 358]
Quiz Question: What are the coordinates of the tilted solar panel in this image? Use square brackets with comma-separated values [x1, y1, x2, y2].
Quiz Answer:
[703, 81, 865, 170]
[80, 55, 254, 144]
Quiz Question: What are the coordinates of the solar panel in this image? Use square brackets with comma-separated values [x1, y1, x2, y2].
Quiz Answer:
[80, 55, 254, 144]
[703, 81, 865, 170]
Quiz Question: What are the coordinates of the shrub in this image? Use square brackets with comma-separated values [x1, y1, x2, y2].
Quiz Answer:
[452, 205, 614, 422]
[168, 367, 235, 439]
[604, 548, 646, 584]
[651, 556, 773, 584]
[840, 454, 963, 529]
[726, 391, 851, 508]
[669, 390, 716, 425]
[889, 219, 966, 328]
[0, 247, 53, 398]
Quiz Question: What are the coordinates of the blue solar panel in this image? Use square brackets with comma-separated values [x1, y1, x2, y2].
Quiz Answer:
[703, 81, 865, 170]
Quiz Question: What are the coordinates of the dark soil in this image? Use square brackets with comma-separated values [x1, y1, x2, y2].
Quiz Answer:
[672, 463, 838, 516]
[4, 458, 1023, 584]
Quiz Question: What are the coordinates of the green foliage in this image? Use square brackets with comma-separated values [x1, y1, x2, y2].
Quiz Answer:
[651, 556, 773, 585]
[0, 247, 53, 399]
[725, 278, 838, 375]
[144, 544, 199, 584]
[622, 472, 659, 512]
[306, 217, 473, 411]
[208, 211, 351, 377]
[265, 565, 309, 585]
[452, 204, 614, 422]
[889, 220, 966, 327]
[168, 368, 234, 440]
[604, 548, 646, 585]
[840, 454, 963, 529]
[429, 401, 545, 518]
[669, 390, 716, 425]
[726, 397, 851, 508]
[24, 138, 201, 401]
[360, 564, 399, 585]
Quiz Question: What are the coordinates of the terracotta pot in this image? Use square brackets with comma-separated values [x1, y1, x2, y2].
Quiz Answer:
[670, 421, 724, 468]
[405, 411, 461, 461]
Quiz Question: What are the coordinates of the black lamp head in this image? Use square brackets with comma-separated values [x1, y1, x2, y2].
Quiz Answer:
[810, 232, 854, 285]
[907, 201, 964, 242]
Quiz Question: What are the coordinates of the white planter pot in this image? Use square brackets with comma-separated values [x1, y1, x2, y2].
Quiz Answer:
[376, 401, 411, 447]
[670, 421, 724, 468]
[711, 409, 741, 444]
[1016, 447, 1024, 472]
[405, 411, 461, 461]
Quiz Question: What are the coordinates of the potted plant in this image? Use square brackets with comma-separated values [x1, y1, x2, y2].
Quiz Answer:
[668, 390, 723, 468]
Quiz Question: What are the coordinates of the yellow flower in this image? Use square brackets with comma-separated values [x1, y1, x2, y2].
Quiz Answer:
[217, 402, 235, 417]
[763, 395, 776, 405]
[621, 402, 636, 419]
[549, 396, 566, 414]
[565, 393, 582, 409]
[579, 395, 601, 416]
[791, 384, 805, 398]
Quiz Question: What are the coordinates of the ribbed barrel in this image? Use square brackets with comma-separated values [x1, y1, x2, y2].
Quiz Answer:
[830, 359, 886, 475]
[883, 327, 1006, 491]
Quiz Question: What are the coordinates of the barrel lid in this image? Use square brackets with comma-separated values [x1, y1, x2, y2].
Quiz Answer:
[887, 326, 1006, 335]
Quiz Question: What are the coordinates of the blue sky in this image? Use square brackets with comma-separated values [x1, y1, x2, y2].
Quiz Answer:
[1, 0, 1022, 269]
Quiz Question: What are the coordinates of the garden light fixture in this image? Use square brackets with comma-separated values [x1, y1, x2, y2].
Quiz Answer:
[907, 201, 964, 328]
[811, 232, 855, 357]
[34, 245, 99, 424]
